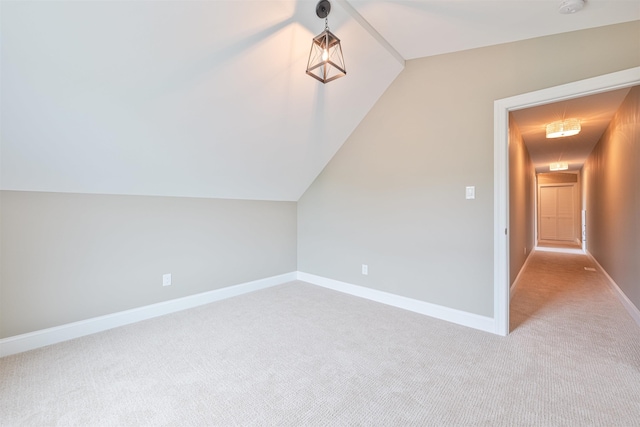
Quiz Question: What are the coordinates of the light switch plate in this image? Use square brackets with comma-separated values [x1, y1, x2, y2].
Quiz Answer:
[466, 186, 475, 200]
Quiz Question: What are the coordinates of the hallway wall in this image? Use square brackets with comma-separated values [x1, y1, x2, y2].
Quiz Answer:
[582, 86, 640, 311]
[508, 117, 535, 285]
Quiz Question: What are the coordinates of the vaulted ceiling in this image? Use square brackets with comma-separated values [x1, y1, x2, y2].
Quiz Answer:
[2, 1, 639, 201]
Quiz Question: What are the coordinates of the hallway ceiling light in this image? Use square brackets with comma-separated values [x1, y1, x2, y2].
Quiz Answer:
[546, 118, 581, 138]
[306, 0, 346, 84]
[550, 162, 569, 171]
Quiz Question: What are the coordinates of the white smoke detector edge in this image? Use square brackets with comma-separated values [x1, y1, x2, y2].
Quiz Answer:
[559, 0, 585, 14]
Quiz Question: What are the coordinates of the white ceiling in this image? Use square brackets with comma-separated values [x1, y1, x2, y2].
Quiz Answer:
[2, 1, 639, 201]
[349, 0, 640, 60]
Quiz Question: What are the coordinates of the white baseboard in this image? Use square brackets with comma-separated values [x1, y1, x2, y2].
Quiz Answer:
[297, 272, 495, 334]
[586, 252, 640, 327]
[1, 271, 501, 358]
[535, 246, 584, 254]
[510, 250, 534, 301]
[0, 272, 296, 358]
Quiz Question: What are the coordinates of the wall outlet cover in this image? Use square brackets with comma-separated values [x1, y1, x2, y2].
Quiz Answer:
[163, 273, 172, 286]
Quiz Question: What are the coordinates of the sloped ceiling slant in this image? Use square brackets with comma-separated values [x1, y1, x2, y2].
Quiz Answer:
[2, 1, 638, 201]
[1, 1, 404, 201]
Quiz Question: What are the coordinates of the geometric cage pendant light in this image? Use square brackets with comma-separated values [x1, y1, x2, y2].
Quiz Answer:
[306, 0, 346, 84]
[545, 118, 581, 138]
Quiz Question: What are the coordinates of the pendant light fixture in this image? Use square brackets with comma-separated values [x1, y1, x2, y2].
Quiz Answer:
[306, 0, 346, 84]
[546, 118, 581, 138]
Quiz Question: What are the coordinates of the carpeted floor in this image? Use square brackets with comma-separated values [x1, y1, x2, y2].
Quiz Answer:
[1, 250, 639, 426]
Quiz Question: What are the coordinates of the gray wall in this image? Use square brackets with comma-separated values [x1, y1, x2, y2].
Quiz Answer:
[298, 22, 640, 317]
[0, 191, 297, 338]
[583, 86, 640, 311]
[508, 117, 535, 286]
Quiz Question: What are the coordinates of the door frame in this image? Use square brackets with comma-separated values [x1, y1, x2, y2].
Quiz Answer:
[492, 67, 640, 336]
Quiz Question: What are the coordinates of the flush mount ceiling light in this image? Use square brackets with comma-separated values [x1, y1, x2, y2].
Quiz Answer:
[550, 162, 569, 171]
[558, 0, 585, 14]
[546, 118, 581, 138]
[306, 0, 346, 84]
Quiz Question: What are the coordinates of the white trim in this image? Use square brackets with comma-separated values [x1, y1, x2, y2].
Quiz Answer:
[297, 272, 495, 334]
[336, 0, 405, 67]
[494, 98, 510, 336]
[0, 272, 296, 358]
[535, 246, 584, 255]
[493, 67, 640, 337]
[509, 251, 534, 301]
[586, 252, 640, 327]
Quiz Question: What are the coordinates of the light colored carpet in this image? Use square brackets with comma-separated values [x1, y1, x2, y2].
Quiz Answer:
[1, 250, 639, 426]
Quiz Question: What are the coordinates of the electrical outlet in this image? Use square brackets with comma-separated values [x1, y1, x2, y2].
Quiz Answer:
[362, 264, 368, 275]
[162, 273, 172, 286]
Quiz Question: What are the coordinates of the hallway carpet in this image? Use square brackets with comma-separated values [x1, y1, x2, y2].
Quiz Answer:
[1, 250, 639, 425]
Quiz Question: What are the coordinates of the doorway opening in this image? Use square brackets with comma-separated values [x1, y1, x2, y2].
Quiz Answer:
[492, 67, 640, 336]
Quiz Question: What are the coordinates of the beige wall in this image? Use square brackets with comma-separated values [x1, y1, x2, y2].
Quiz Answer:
[582, 86, 640, 311]
[508, 118, 535, 285]
[0, 191, 297, 338]
[298, 22, 640, 317]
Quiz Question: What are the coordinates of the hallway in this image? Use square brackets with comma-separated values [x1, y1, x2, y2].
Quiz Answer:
[508, 250, 640, 422]
[510, 249, 640, 357]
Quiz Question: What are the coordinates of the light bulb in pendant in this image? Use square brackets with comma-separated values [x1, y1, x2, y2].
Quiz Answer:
[322, 49, 328, 61]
